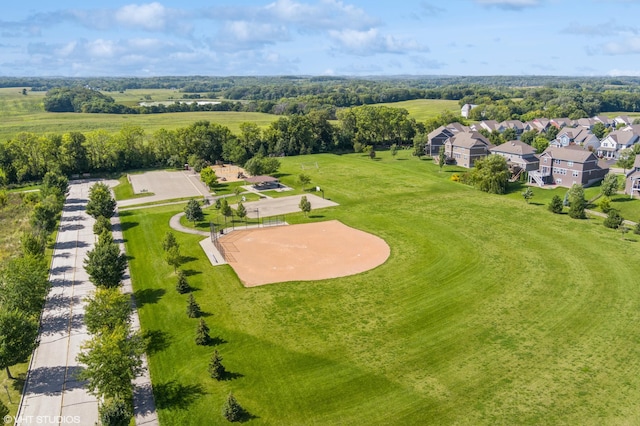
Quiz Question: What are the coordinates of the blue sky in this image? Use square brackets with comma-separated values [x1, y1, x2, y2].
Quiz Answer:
[2, 0, 640, 77]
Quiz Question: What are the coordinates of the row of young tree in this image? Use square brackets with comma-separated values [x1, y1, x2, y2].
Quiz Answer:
[161, 230, 248, 422]
[76, 183, 143, 426]
[0, 172, 69, 416]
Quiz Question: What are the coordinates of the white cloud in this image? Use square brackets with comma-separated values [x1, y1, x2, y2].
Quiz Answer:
[329, 28, 427, 55]
[474, 0, 541, 9]
[600, 37, 640, 55]
[115, 3, 169, 31]
[608, 68, 640, 76]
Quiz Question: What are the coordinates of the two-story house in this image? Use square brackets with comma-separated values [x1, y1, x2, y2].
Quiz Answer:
[529, 146, 608, 188]
[426, 124, 468, 157]
[597, 130, 639, 159]
[625, 155, 640, 199]
[551, 127, 600, 151]
[444, 131, 491, 168]
[489, 140, 539, 172]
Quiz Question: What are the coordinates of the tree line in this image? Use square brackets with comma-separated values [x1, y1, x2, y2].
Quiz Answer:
[0, 104, 421, 186]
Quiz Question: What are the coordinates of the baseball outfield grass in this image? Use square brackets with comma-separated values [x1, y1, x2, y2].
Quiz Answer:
[120, 148, 640, 425]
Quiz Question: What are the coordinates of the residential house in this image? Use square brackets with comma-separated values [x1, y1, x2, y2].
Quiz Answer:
[576, 117, 595, 129]
[444, 131, 491, 168]
[593, 115, 612, 127]
[470, 120, 501, 133]
[461, 103, 477, 118]
[529, 146, 609, 188]
[426, 124, 466, 157]
[614, 115, 633, 127]
[550, 117, 573, 129]
[551, 127, 600, 151]
[499, 120, 525, 137]
[597, 130, 640, 159]
[489, 140, 539, 172]
[624, 155, 640, 198]
[532, 118, 551, 133]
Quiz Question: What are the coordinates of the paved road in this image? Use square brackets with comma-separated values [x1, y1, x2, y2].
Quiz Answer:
[15, 180, 159, 426]
[16, 181, 99, 425]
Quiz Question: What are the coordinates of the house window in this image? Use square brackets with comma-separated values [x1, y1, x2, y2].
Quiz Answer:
[556, 178, 562, 185]
[544, 158, 548, 163]
[554, 159, 561, 165]
[454, 153, 461, 159]
[567, 161, 574, 167]
[464, 155, 468, 160]
[572, 170, 579, 177]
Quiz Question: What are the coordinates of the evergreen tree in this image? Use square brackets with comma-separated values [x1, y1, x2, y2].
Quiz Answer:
[165, 244, 182, 272]
[162, 231, 179, 252]
[176, 270, 190, 294]
[222, 393, 243, 422]
[604, 209, 624, 229]
[208, 349, 226, 380]
[186, 293, 201, 318]
[548, 195, 563, 214]
[195, 318, 210, 346]
[521, 187, 534, 203]
[567, 184, 586, 219]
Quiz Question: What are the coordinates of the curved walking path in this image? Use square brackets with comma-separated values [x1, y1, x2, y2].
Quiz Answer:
[169, 212, 227, 265]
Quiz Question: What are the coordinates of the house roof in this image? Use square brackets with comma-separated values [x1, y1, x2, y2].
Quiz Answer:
[245, 176, 279, 184]
[541, 146, 598, 163]
[490, 140, 536, 156]
[448, 131, 490, 148]
[500, 120, 524, 130]
[603, 130, 638, 146]
[447, 122, 468, 133]
[576, 118, 594, 128]
[622, 124, 640, 135]
[427, 125, 453, 140]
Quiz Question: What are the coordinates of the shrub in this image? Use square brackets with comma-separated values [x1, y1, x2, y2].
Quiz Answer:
[603, 209, 624, 229]
[599, 197, 612, 214]
[548, 195, 563, 214]
[450, 174, 460, 182]
[99, 398, 132, 426]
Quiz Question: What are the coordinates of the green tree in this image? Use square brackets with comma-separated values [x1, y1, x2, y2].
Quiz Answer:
[592, 122, 607, 139]
[30, 198, 59, 234]
[0, 255, 49, 316]
[617, 148, 636, 173]
[20, 230, 47, 257]
[222, 393, 244, 422]
[84, 240, 128, 288]
[0, 310, 38, 379]
[532, 136, 550, 153]
[41, 171, 69, 200]
[84, 288, 132, 335]
[93, 215, 112, 236]
[200, 167, 218, 189]
[176, 270, 190, 294]
[298, 173, 311, 189]
[86, 183, 116, 219]
[195, 318, 210, 346]
[162, 231, 179, 252]
[299, 196, 311, 217]
[470, 155, 510, 194]
[99, 398, 132, 426]
[0, 399, 8, 420]
[186, 293, 201, 318]
[438, 146, 446, 171]
[390, 143, 398, 158]
[220, 199, 233, 225]
[521, 187, 534, 203]
[548, 195, 564, 214]
[165, 244, 182, 272]
[208, 349, 226, 380]
[599, 197, 612, 214]
[520, 129, 538, 145]
[236, 202, 247, 221]
[184, 199, 204, 225]
[601, 173, 619, 197]
[567, 184, 586, 219]
[77, 325, 145, 403]
[604, 209, 624, 229]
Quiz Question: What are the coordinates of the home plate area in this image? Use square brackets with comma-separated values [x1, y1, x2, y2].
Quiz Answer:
[218, 220, 390, 287]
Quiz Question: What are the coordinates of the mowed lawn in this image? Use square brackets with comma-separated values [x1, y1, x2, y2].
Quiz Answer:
[122, 149, 640, 425]
[376, 99, 461, 121]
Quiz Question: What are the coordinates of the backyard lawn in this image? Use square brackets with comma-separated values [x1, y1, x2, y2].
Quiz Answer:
[121, 149, 640, 425]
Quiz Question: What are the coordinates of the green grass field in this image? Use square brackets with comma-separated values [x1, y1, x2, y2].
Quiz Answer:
[376, 99, 461, 122]
[121, 149, 640, 425]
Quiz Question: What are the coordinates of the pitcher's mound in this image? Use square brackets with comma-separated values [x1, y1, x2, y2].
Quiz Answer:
[219, 220, 390, 287]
